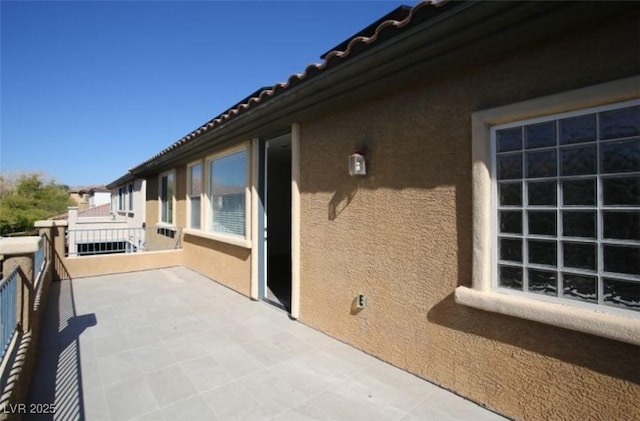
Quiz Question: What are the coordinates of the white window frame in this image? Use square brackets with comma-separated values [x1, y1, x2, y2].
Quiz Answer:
[158, 170, 176, 227]
[455, 76, 640, 346]
[184, 143, 251, 248]
[186, 160, 203, 230]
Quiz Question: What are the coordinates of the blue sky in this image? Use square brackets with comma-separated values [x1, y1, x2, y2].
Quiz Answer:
[1, 1, 412, 187]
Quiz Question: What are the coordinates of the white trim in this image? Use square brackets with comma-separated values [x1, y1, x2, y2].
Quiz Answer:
[186, 159, 204, 230]
[183, 228, 252, 249]
[250, 138, 260, 300]
[456, 76, 640, 345]
[158, 169, 176, 226]
[154, 222, 177, 230]
[0, 236, 42, 255]
[455, 288, 640, 346]
[34, 220, 68, 228]
[291, 123, 301, 319]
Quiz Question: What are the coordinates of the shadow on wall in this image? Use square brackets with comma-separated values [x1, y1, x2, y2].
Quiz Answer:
[28, 278, 96, 420]
[427, 293, 640, 384]
[328, 177, 359, 221]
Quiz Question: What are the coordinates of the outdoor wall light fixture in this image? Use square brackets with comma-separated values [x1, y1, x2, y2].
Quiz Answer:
[348, 151, 367, 176]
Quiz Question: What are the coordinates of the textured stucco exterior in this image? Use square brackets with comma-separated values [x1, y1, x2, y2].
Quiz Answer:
[297, 14, 640, 421]
[182, 234, 251, 297]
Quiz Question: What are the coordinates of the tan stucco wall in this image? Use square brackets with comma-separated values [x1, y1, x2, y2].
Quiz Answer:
[297, 14, 640, 421]
[63, 250, 183, 279]
[182, 234, 251, 297]
[175, 165, 187, 227]
[145, 175, 159, 227]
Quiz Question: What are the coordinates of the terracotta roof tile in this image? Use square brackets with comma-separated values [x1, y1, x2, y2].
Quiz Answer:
[78, 203, 112, 218]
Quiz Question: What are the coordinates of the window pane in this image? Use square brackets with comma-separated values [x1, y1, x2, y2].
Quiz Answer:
[496, 127, 522, 152]
[167, 174, 174, 224]
[526, 150, 556, 178]
[562, 274, 597, 303]
[493, 103, 640, 313]
[499, 182, 522, 206]
[528, 210, 556, 236]
[603, 278, 640, 311]
[160, 176, 168, 223]
[527, 181, 556, 206]
[191, 197, 201, 230]
[562, 179, 596, 206]
[499, 265, 522, 290]
[190, 164, 202, 195]
[599, 105, 640, 140]
[497, 154, 522, 180]
[602, 176, 640, 206]
[500, 238, 522, 263]
[603, 245, 640, 276]
[562, 211, 596, 238]
[525, 121, 556, 149]
[560, 113, 596, 145]
[528, 269, 557, 296]
[528, 240, 557, 266]
[561, 145, 596, 176]
[500, 211, 522, 234]
[562, 242, 596, 271]
[603, 211, 640, 241]
[600, 138, 640, 174]
[210, 150, 247, 237]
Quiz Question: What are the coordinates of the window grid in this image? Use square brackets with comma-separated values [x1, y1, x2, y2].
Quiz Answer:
[494, 101, 640, 312]
[128, 184, 133, 211]
[159, 171, 175, 225]
[188, 162, 202, 230]
[206, 148, 247, 238]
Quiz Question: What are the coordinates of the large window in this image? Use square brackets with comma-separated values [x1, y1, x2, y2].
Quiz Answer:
[128, 183, 134, 212]
[493, 101, 639, 312]
[188, 162, 202, 229]
[159, 171, 175, 225]
[208, 148, 247, 237]
[118, 187, 125, 211]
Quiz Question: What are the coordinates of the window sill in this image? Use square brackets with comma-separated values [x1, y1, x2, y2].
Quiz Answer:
[454, 286, 640, 346]
[155, 223, 176, 229]
[183, 228, 252, 249]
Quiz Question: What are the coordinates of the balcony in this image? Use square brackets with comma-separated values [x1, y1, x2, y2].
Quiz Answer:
[0, 225, 506, 420]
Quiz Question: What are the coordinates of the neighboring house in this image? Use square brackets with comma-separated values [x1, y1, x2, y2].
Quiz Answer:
[52, 180, 147, 255]
[105, 177, 178, 251]
[66, 204, 144, 256]
[68, 185, 111, 210]
[88, 187, 111, 208]
[106, 177, 147, 231]
[107, 2, 640, 420]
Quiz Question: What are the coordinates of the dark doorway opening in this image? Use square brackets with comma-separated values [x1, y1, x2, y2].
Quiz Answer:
[265, 134, 292, 311]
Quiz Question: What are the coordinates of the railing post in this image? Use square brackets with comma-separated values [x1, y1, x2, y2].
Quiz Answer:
[34, 220, 68, 281]
[0, 238, 41, 332]
[0, 234, 51, 417]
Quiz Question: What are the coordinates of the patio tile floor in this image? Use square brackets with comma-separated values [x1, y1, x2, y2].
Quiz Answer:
[27, 267, 508, 420]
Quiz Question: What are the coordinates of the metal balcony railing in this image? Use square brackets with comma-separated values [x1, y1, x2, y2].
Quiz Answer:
[66, 227, 146, 257]
[0, 266, 18, 360]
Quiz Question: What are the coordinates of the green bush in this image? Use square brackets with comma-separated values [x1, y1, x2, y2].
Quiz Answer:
[0, 173, 73, 235]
